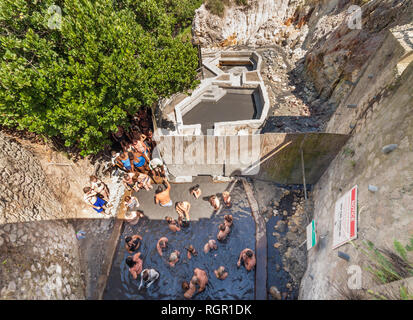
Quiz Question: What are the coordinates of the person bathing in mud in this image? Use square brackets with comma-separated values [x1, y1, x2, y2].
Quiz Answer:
[156, 237, 168, 256]
[168, 250, 180, 267]
[125, 234, 142, 254]
[138, 268, 159, 290]
[193, 268, 208, 293]
[214, 266, 228, 280]
[217, 223, 230, 241]
[186, 245, 198, 259]
[155, 178, 172, 207]
[222, 191, 232, 207]
[224, 214, 233, 228]
[90, 175, 110, 202]
[203, 239, 217, 254]
[126, 252, 143, 280]
[175, 201, 191, 227]
[165, 216, 181, 232]
[83, 187, 112, 214]
[190, 184, 202, 199]
[209, 195, 220, 211]
[237, 248, 256, 271]
[182, 278, 197, 299]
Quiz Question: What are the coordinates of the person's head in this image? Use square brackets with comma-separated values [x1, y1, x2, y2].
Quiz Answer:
[208, 239, 216, 248]
[223, 191, 229, 198]
[210, 195, 216, 201]
[190, 276, 198, 285]
[142, 270, 149, 281]
[169, 252, 178, 262]
[125, 256, 135, 268]
[159, 240, 165, 247]
[119, 151, 126, 158]
[188, 245, 195, 252]
[225, 215, 233, 222]
[111, 150, 117, 157]
[175, 202, 181, 209]
[219, 224, 226, 231]
[191, 184, 199, 192]
[165, 216, 172, 224]
[83, 186, 91, 194]
[217, 266, 225, 274]
[124, 196, 131, 202]
[182, 281, 189, 290]
[125, 236, 132, 243]
[156, 185, 164, 194]
[246, 250, 253, 258]
[89, 175, 97, 182]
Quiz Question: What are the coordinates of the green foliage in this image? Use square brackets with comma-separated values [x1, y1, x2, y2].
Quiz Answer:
[359, 239, 413, 285]
[0, 0, 200, 155]
[235, 0, 248, 6]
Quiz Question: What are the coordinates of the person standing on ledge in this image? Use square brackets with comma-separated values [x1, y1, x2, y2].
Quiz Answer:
[237, 248, 256, 271]
[155, 178, 172, 207]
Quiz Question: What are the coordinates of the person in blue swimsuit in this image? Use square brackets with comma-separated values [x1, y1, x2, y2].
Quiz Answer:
[116, 151, 134, 172]
[83, 187, 111, 214]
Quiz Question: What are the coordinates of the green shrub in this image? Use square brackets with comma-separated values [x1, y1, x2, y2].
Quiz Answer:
[0, 0, 200, 156]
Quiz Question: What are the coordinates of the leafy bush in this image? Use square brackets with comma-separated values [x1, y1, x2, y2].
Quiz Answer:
[205, 0, 230, 17]
[0, 0, 200, 156]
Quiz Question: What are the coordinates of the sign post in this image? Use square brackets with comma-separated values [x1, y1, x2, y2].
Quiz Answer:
[306, 220, 317, 251]
[333, 185, 358, 249]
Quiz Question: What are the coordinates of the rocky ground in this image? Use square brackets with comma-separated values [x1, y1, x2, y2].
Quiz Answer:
[252, 179, 313, 299]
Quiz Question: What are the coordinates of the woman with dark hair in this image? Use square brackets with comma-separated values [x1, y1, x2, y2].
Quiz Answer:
[165, 216, 181, 232]
[126, 252, 143, 279]
[117, 151, 133, 172]
[112, 126, 129, 151]
[125, 234, 142, 253]
[190, 184, 201, 199]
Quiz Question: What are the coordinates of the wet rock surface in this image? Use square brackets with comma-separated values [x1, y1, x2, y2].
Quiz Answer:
[252, 180, 312, 299]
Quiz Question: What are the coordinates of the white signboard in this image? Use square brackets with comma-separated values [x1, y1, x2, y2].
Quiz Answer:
[333, 185, 358, 249]
[306, 220, 317, 251]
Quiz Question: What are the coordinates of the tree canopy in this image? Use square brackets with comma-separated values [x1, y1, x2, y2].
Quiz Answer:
[0, 0, 202, 155]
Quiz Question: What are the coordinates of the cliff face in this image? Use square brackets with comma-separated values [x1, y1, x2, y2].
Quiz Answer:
[193, 0, 413, 103]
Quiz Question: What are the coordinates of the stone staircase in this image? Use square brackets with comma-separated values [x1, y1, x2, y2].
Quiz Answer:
[201, 85, 226, 102]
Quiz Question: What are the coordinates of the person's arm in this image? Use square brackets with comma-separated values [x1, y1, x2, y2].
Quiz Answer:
[164, 179, 170, 191]
[138, 272, 145, 290]
[237, 251, 244, 266]
[157, 241, 162, 256]
[155, 195, 159, 205]
[133, 252, 141, 262]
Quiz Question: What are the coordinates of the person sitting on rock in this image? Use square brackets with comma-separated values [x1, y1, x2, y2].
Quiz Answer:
[209, 195, 220, 211]
[186, 245, 198, 259]
[165, 216, 181, 232]
[168, 250, 180, 267]
[156, 237, 168, 256]
[126, 253, 143, 280]
[224, 214, 233, 228]
[222, 191, 231, 207]
[190, 184, 202, 199]
[138, 268, 159, 290]
[182, 280, 197, 299]
[193, 268, 208, 293]
[155, 178, 172, 207]
[90, 175, 110, 202]
[203, 239, 217, 254]
[83, 187, 111, 214]
[175, 201, 191, 227]
[125, 235, 142, 253]
[217, 223, 230, 241]
[214, 266, 228, 280]
[237, 248, 256, 271]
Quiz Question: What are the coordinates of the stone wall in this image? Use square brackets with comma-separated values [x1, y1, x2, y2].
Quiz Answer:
[299, 61, 413, 299]
[0, 133, 85, 299]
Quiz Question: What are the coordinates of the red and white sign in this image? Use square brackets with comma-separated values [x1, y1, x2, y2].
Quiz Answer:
[332, 185, 358, 249]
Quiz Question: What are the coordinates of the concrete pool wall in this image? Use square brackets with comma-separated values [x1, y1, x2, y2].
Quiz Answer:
[156, 50, 270, 137]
